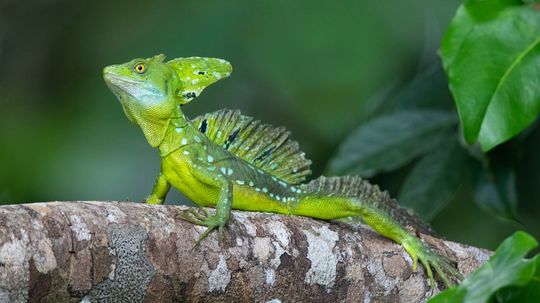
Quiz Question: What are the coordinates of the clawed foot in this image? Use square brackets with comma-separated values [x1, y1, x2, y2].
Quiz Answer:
[177, 207, 227, 248]
[402, 235, 463, 288]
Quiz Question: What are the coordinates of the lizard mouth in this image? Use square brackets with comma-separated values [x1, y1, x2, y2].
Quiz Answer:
[103, 72, 141, 100]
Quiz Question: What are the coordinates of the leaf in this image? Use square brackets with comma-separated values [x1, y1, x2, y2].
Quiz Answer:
[473, 162, 518, 220]
[429, 231, 539, 303]
[440, 0, 540, 151]
[428, 287, 467, 303]
[393, 67, 455, 111]
[327, 110, 456, 177]
[495, 256, 540, 302]
[355, 65, 455, 123]
[398, 137, 464, 221]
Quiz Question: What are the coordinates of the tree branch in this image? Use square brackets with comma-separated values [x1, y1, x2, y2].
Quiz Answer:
[0, 201, 490, 302]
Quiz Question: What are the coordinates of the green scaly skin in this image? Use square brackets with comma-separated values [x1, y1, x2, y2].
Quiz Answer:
[103, 54, 462, 288]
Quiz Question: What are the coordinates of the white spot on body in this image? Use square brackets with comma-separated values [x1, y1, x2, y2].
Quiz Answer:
[236, 180, 245, 185]
[220, 167, 227, 175]
[227, 168, 233, 175]
[212, 71, 222, 79]
[249, 181, 254, 187]
[303, 225, 339, 290]
[183, 150, 190, 155]
[207, 255, 231, 292]
[263, 188, 268, 193]
[266, 299, 282, 303]
[207, 155, 214, 163]
[175, 127, 183, 133]
[194, 136, 201, 143]
[181, 138, 188, 145]
[191, 79, 199, 84]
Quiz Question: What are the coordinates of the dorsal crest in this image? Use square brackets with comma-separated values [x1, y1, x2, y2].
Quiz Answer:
[191, 109, 312, 184]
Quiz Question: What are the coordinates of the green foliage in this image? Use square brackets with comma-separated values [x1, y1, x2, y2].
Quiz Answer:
[327, 0, 540, 225]
[440, 0, 540, 151]
[327, 110, 456, 177]
[398, 138, 465, 220]
[429, 231, 540, 303]
[473, 161, 518, 220]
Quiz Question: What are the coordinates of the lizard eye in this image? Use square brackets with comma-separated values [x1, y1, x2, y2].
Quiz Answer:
[134, 63, 146, 74]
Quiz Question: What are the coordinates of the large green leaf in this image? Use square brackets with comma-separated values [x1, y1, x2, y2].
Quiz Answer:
[495, 256, 540, 302]
[398, 138, 464, 221]
[429, 231, 539, 303]
[440, 0, 540, 151]
[327, 110, 456, 177]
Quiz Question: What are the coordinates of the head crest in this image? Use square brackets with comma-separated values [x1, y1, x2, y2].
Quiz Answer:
[167, 57, 232, 104]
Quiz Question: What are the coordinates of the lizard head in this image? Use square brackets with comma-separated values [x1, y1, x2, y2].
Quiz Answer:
[103, 54, 232, 147]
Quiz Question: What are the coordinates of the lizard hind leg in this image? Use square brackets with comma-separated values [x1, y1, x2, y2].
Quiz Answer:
[401, 234, 463, 288]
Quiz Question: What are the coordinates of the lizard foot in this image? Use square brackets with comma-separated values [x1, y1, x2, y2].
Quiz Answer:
[145, 195, 164, 205]
[402, 235, 463, 288]
[178, 207, 227, 248]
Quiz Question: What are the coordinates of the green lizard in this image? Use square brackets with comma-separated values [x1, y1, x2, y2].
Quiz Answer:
[103, 54, 462, 288]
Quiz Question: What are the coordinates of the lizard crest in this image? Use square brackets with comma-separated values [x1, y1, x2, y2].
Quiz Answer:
[103, 54, 232, 146]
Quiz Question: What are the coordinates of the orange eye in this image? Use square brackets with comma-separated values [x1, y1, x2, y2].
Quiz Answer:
[134, 63, 146, 74]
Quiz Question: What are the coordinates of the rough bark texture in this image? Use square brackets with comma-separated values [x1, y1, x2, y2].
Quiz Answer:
[0, 201, 490, 303]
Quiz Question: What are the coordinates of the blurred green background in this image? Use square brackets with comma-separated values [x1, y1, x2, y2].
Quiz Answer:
[1, 0, 539, 250]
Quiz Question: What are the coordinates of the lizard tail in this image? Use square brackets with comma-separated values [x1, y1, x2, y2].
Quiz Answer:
[302, 176, 435, 236]
[293, 176, 462, 287]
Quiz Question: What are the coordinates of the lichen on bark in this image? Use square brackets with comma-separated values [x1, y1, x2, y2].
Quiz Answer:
[0, 201, 490, 302]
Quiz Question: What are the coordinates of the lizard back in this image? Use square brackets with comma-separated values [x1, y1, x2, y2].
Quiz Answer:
[191, 109, 312, 184]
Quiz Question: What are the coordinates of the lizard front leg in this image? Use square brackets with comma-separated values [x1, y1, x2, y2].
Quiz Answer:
[146, 171, 171, 205]
[178, 172, 233, 246]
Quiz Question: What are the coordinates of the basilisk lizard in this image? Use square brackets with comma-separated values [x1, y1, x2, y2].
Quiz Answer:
[103, 54, 462, 287]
